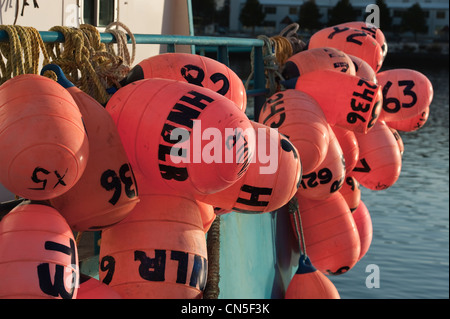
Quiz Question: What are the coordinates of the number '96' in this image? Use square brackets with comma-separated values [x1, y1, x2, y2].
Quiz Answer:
[100, 163, 137, 205]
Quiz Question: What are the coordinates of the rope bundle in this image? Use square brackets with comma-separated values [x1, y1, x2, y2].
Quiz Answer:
[0, 25, 49, 84]
[0, 22, 136, 105]
[245, 23, 307, 97]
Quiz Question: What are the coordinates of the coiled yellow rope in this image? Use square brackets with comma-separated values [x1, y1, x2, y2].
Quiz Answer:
[1, 23, 135, 105]
[0, 25, 49, 84]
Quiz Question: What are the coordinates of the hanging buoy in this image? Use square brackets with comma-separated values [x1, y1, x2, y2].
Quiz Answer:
[258, 89, 330, 174]
[388, 127, 405, 156]
[196, 121, 302, 214]
[335, 21, 388, 59]
[98, 194, 207, 299]
[386, 106, 430, 132]
[121, 53, 247, 111]
[308, 25, 384, 72]
[285, 255, 340, 299]
[0, 74, 89, 200]
[0, 202, 79, 299]
[352, 120, 402, 190]
[41, 64, 139, 232]
[295, 69, 382, 133]
[352, 200, 373, 261]
[77, 274, 122, 299]
[105, 78, 253, 197]
[339, 175, 361, 212]
[332, 125, 359, 174]
[197, 200, 216, 233]
[295, 192, 361, 275]
[281, 47, 355, 82]
[377, 68, 433, 123]
[348, 54, 377, 83]
[297, 126, 345, 201]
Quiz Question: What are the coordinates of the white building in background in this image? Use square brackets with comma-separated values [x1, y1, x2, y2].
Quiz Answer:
[229, 0, 449, 39]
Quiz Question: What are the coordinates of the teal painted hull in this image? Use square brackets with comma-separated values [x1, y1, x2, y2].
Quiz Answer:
[218, 207, 299, 298]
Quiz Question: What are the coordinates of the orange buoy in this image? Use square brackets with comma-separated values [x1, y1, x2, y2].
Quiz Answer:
[98, 194, 207, 299]
[339, 175, 361, 212]
[197, 200, 216, 233]
[296, 192, 361, 275]
[297, 126, 345, 201]
[285, 255, 340, 299]
[352, 120, 402, 190]
[332, 125, 359, 174]
[386, 106, 430, 132]
[281, 47, 355, 81]
[295, 69, 382, 133]
[308, 25, 384, 72]
[77, 274, 122, 299]
[352, 200, 373, 261]
[0, 202, 79, 299]
[258, 89, 330, 174]
[41, 64, 139, 232]
[377, 68, 433, 123]
[388, 126, 405, 156]
[196, 121, 302, 213]
[348, 54, 377, 83]
[335, 21, 387, 59]
[0, 74, 89, 200]
[121, 53, 247, 111]
[105, 78, 253, 197]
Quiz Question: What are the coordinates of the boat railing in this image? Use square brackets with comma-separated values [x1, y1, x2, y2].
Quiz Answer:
[0, 30, 267, 120]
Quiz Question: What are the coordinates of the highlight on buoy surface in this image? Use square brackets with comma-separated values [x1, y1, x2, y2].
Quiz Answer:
[308, 25, 384, 72]
[352, 200, 373, 261]
[106, 77, 254, 197]
[282, 47, 355, 82]
[352, 120, 402, 191]
[197, 121, 302, 214]
[295, 69, 382, 134]
[258, 89, 330, 174]
[377, 68, 433, 123]
[0, 74, 89, 200]
[335, 21, 388, 59]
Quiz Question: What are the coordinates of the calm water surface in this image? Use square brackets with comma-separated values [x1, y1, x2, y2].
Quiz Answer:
[329, 61, 449, 299]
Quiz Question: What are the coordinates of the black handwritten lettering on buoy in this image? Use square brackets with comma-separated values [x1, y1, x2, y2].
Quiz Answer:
[158, 90, 215, 182]
[327, 26, 367, 46]
[181, 64, 230, 96]
[227, 131, 250, 178]
[300, 168, 333, 189]
[29, 167, 69, 191]
[260, 93, 286, 128]
[347, 79, 378, 125]
[367, 99, 381, 129]
[99, 255, 115, 285]
[100, 249, 207, 291]
[37, 238, 77, 299]
[100, 163, 137, 205]
[382, 80, 417, 114]
[352, 158, 371, 173]
[236, 184, 273, 207]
